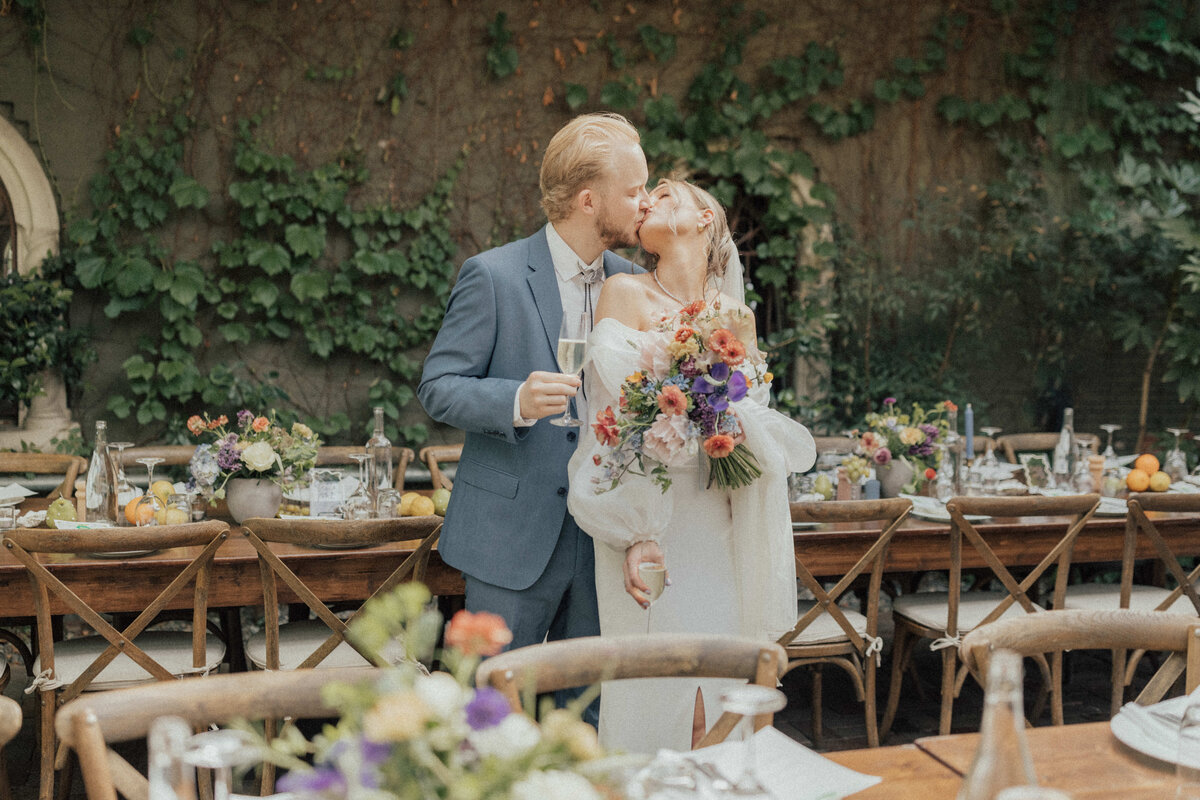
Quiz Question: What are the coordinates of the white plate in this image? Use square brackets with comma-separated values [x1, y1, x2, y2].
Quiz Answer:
[52, 521, 118, 530]
[900, 494, 990, 524]
[1110, 697, 1189, 764]
[83, 549, 160, 559]
[1094, 496, 1128, 516]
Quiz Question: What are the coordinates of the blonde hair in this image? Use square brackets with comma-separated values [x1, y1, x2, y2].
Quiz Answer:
[539, 113, 641, 222]
[647, 178, 734, 281]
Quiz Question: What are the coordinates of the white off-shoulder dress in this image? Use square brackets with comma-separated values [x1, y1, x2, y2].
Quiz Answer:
[567, 317, 816, 755]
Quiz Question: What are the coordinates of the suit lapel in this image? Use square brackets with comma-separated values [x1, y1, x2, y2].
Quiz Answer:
[526, 227, 562, 358]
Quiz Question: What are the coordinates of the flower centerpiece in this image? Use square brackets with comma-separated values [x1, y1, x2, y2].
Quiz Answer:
[254, 583, 614, 799]
[186, 410, 321, 497]
[591, 299, 770, 492]
[843, 398, 953, 495]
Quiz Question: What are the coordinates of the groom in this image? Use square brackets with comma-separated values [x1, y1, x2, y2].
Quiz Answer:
[418, 113, 650, 656]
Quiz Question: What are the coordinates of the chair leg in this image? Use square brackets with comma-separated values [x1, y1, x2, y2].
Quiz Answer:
[38, 691, 54, 800]
[1111, 647, 1127, 717]
[52, 748, 73, 800]
[865, 652, 879, 748]
[0, 748, 10, 800]
[880, 625, 911, 740]
[1050, 651, 1064, 726]
[810, 666, 823, 750]
[938, 646, 957, 736]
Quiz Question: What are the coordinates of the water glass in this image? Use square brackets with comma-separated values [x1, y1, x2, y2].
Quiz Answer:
[0, 506, 15, 530]
[1178, 699, 1200, 799]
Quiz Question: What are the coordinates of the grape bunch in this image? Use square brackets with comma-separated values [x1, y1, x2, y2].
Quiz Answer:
[843, 455, 871, 483]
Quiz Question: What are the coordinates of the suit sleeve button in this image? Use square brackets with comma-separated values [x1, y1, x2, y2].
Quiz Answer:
[557, 487, 567, 497]
[567, 431, 577, 442]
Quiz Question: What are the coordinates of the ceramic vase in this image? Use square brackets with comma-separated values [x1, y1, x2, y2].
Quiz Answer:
[224, 477, 282, 523]
[876, 459, 915, 498]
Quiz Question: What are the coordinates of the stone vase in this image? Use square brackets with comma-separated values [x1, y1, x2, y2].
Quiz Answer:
[876, 458, 916, 498]
[224, 477, 282, 523]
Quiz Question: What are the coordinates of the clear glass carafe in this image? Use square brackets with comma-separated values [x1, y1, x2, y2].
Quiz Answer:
[957, 649, 1037, 800]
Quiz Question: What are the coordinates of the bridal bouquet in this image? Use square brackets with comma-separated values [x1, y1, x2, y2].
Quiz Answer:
[591, 300, 768, 492]
[256, 583, 612, 800]
[186, 410, 321, 496]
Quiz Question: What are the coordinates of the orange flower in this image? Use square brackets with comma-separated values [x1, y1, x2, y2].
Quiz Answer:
[657, 385, 688, 416]
[924, 467, 938, 480]
[707, 328, 734, 353]
[444, 610, 513, 657]
[207, 414, 228, 430]
[251, 416, 270, 432]
[592, 406, 619, 447]
[674, 326, 694, 343]
[703, 434, 736, 459]
[721, 340, 746, 366]
[186, 415, 205, 436]
[943, 400, 958, 412]
[681, 300, 706, 317]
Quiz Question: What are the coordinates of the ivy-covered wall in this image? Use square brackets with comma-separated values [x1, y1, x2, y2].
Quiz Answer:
[1, 0, 1196, 452]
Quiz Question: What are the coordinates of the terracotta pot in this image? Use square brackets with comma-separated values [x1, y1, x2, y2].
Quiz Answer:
[224, 477, 282, 523]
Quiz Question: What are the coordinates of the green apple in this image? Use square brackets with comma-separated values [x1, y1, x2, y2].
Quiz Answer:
[46, 497, 77, 529]
[431, 488, 451, 516]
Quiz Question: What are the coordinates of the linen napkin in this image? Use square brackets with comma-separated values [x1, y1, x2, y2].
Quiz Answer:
[0, 482, 36, 505]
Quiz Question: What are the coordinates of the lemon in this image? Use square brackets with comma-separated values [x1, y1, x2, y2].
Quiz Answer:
[151, 480, 175, 504]
[431, 488, 451, 516]
[409, 495, 436, 516]
[398, 492, 421, 516]
[1149, 470, 1172, 492]
[46, 497, 77, 529]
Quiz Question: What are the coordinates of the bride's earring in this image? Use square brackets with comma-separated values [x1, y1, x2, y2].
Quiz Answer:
[697, 222, 706, 232]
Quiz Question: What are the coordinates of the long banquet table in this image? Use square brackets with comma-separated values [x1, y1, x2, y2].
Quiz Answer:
[1, 500, 1198, 618]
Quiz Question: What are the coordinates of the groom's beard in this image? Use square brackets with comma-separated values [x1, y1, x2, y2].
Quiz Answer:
[596, 208, 639, 250]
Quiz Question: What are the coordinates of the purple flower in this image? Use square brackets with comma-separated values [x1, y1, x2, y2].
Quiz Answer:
[726, 371, 748, 402]
[278, 765, 346, 794]
[691, 376, 715, 395]
[883, 397, 897, 407]
[216, 437, 242, 471]
[465, 687, 511, 730]
[709, 362, 731, 382]
[237, 409, 253, 427]
[709, 394, 729, 412]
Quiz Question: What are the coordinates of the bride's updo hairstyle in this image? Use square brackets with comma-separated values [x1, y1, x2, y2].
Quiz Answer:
[647, 178, 734, 283]
[540, 113, 641, 223]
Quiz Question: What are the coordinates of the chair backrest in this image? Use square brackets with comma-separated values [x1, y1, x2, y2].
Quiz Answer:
[996, 432, 1100, 464]
[0, 695, 18, 748]
[812, 436, 854, 455]
[0, 452, 89, 499]
[241, 517, 441, 669]
[113, 446, 196, 467]
[418, 444, 462, 491]
[1123, 493, 1200, 614]
[961, 608, 1200, 705]
[942, 494, 1100, 640]
[475, 633, 787, 748]
[56, 666, 379, 800]
[2, 521, 230, 705]
[315, 446, 416, 491]
[781, 498, 912, 655]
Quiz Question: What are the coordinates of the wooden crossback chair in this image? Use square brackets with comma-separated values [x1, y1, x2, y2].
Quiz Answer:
[0, 695, 20, 800]
[0, 452, 88, 500]
[2, 521, 230, 800]
[995, 432, 1100, 465]
[781, 498, 911, 748]
[418, 444, 462, 491]
[56, 667, 379, 800]
[1063, 493, 1200, 713]
[316, 446, 416, 490]
[241, 517, 441, 671]
[961, 609, 1200, 710]
[476, 634, 787, 749]
[881, 494, 1100, 737]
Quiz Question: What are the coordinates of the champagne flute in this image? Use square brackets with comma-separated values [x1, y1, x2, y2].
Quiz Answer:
[134, 457, 165, 526]
[549, 312, 587, 427]
[342, 453, 374, 519]
[108, 441, 136, 524]
[979, 427, 1002, 468]
[638, 548, 667, 634]
[717, 684, 788, 798]
[1099, 423, 1122, 465]
[1165, 427, 1189, 482]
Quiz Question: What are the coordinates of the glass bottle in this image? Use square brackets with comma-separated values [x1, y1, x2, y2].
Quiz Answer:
[147, 716, 197, 800]
[84, 420, 116, 523]
[1051, 408, 1075, 490]
[957, 649, 1037, 800]
[365, 406, 393, 507]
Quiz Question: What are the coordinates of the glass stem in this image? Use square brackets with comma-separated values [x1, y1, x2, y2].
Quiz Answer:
[738, 716, 758, 787]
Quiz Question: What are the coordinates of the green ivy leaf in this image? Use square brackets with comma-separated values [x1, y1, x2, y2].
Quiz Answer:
[565, 83, 588, 110]
[169, 176, 210, 209]
[290, 270, 330, 302]
[285, 224, 327, 258]
[246, 241, 291, 275]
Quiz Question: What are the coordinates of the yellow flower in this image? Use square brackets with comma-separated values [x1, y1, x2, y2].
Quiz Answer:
[666, 337, 700, 359]
[899, 426, 925, 446]
[625, 371, 644, 384]
[763, 371, 774, 384]
[291, 421, 314, 439]
[362, 690, 431, 741]
[540, 709, 604, 761]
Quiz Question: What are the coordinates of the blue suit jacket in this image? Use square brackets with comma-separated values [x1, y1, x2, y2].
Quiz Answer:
[418, 226, 640, 591]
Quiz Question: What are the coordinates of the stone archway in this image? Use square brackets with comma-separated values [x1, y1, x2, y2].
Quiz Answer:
[0, 114, 77, 450]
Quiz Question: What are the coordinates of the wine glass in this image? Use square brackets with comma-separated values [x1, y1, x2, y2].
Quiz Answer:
[549, 312, 588, 427]
[375, 486, 402, 518]
[639, 559, 667, 635]
[717, 684, 788, 797]
[107, 441, 136, 524]
[978, 427, 1002, 468]
[134, 457, 166, 526]
[181, 728, 258, 800]
[1165, 428, 1189, 482]
[342, 453, 374, 519]
[1099, 423, 1122, 466]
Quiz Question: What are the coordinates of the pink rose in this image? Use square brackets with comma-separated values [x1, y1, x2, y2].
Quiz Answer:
[641, 413, 693, 467]
[872, 447, 892, 465]
[638, 336, 673, 380]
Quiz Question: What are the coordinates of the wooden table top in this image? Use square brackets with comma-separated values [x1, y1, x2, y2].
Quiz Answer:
[915, 721, 1174, 799]
[826, 742, 961, 799]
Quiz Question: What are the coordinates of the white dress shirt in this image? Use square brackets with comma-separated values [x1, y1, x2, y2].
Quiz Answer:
[512, 223, 605, 427]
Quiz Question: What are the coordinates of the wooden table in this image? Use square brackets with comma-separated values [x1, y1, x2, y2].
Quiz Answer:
[830, 722, 1173, 798]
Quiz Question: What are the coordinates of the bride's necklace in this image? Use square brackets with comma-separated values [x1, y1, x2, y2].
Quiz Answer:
[653, 269, 700, 307]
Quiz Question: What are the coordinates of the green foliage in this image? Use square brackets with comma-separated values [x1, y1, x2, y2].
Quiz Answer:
[60, 108, 462, 444]
[0, 271, 93, 410]
[379, 27, 414, 115]
[3, 0, 46, 46]
[484, 12, 518, 80]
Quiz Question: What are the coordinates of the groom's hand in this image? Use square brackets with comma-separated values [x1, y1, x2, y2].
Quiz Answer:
[519, 371, 581, 420]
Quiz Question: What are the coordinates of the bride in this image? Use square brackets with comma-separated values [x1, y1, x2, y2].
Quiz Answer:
[567, 178, 816, 754]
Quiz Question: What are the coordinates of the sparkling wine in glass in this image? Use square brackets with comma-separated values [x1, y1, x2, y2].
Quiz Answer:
[638, 561, 667, 634]
[108, 441, 136, 524]
[550, 312, 588, 428]
[718, 684, 788, 797]
[134, 457, 166, 526]
[1165, 428, 1190, 482]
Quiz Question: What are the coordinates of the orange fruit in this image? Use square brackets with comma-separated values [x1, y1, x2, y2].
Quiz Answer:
[124, 496, 155, 526]
[1125, 468, 1151, 493]
[1149, 470, 1172, 492]
[1134, 453, 1160, 475]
